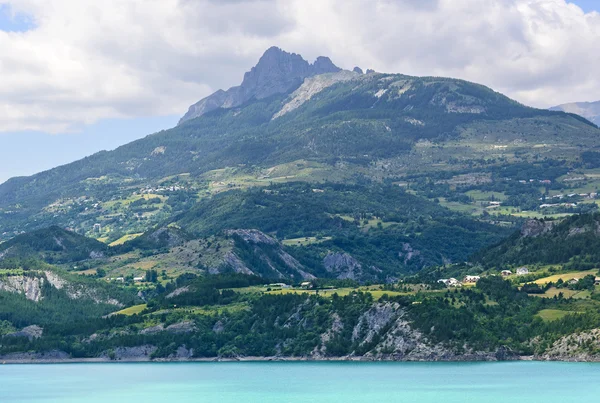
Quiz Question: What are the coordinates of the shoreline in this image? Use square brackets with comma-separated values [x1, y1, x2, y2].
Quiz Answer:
[3, 355, 600, 364]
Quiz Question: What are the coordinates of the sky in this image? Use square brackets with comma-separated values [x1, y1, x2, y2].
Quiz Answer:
[0, 0, 599, 183]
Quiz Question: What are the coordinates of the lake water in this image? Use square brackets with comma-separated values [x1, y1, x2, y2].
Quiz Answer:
[1, 361, 599, 402]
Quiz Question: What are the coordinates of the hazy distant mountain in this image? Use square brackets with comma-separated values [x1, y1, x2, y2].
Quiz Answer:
[550, 101, 600, 126]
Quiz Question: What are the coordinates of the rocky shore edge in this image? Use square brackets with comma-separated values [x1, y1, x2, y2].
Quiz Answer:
[2, 351, 600, 364]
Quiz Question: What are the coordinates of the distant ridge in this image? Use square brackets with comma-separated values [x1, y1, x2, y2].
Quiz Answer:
[550, 101, 600, 126]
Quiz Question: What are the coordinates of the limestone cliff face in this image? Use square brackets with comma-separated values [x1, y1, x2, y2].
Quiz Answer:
[179, 47, 341, 124]
[0, 271, 123, 306]
[323, 252, 363, 280]
[0, 275, 44, 301]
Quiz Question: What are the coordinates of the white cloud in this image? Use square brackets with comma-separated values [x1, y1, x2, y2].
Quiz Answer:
[0, 0, 598, 133]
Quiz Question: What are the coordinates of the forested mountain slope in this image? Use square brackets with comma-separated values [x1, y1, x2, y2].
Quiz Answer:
[1, 47, 597, 241]
[475, 213, 600, 269]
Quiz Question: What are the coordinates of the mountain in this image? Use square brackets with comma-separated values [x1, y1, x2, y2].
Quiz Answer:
[1, 47, 600, 281]
[2, 47, 598, 243]
[474, 213, 600, 270]
[550, 101, 600, 126]
[179, 47, 341, 124]
[0, 226, 108, 264]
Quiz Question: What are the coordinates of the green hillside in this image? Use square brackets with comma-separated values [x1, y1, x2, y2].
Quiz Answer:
[0, 226, 108, 264]
[1, 60, 598, 240]
[475, 213, 600, 270]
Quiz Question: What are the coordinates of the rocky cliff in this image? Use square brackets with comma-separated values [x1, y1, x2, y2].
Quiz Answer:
[179, 46, 341, 124]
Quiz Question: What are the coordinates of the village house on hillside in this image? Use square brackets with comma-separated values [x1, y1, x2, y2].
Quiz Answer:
[463, 275, 481, 284]
[516, 267, 529, 275]
[438, 278, 461, 287]
[501, 270, 512, 277]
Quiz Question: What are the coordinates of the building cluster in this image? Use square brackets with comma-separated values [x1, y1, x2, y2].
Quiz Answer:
[139, 185, 186, 194]
[438, 267, 531, 288]
[437, 275, 481, 288]
[538, 193, 598, 209]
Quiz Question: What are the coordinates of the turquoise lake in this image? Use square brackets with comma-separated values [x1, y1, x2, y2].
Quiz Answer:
[1, 362, 599, 402]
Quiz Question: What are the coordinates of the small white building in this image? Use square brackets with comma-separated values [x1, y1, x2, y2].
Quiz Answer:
[438, 278, 461, 287]
[516, 267, 529, 276]
[501, 270, 512, 277]
[269, 283, 291, 289]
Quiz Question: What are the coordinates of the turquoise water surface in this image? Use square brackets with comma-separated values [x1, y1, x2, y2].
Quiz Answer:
[1, 362, 599, 402]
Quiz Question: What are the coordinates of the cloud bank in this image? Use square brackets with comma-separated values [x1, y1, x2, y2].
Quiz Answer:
[0, 0, 598, 133]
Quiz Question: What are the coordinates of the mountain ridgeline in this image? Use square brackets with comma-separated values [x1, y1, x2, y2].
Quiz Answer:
[1, 47, 596, 218]
[551, 101, 600, 126]
[4, 47, 600, 362]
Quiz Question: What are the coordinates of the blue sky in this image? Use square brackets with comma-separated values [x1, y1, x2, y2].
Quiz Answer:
[0, 4, 180, 183]
[570, 0, 599, 12]
[0, 3, 35, 32]
[0, 116, 179, 183]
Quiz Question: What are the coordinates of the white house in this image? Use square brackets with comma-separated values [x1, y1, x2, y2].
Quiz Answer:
[516, 267, 529, 275]
[438, 278, 461, 287]
[501, 270, 512, 277]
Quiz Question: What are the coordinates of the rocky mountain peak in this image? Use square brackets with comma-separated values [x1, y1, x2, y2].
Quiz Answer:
[179, 47, 341, 125]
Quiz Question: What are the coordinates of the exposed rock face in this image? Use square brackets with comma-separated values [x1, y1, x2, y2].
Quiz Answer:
[309, 302, 517, 361]
[226, 229, 278, 245]
[0, 350, 69, 361]
[147, 227, 188, 248]
[166, 321, 197, 334]
[223, 229, 315, 280]
[272, 70, 359, 119]
[179, 47, 341, 124]
[102, 345, 157, 361]
[171, 345, 194, 359]
[0, 276, 44, 301]
[166, 286, 190, 299]
[313, 313, 344, 356]
[352, 302, 398, 345]
[0, 271, 122, 306]
[140, 324, 165, 335]
[222, 251, 254, 275]
[6, 325, 43, 341]
[323, 252, 363, 280]
[44, 271, 66, 289]
[539, 329, 600, 361]
[399, 243, 421, 264]
[520, 219, 554, 238]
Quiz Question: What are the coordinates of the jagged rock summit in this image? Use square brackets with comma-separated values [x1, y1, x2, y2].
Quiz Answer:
[179, 47, 341, 124]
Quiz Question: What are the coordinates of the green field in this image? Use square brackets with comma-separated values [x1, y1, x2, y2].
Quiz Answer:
[282, 236, 332, 246]
[152, 303, 249, 317]
[112, 304, 147, 316]
[109, 233, 144, 246]
[533, 270, 597, 285]
[536, 309, 577, 322]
